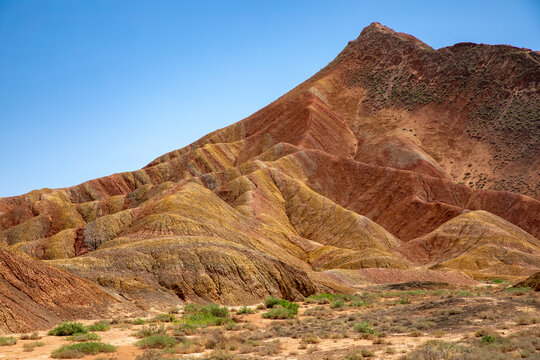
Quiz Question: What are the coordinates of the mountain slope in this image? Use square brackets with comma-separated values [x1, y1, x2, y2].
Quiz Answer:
[0, 246, 129, 333]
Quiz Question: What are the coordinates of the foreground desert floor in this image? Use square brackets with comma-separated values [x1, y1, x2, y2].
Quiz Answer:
[0, 282, 538, 360]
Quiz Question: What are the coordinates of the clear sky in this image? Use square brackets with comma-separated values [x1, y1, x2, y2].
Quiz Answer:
[1, 0, 539, 197]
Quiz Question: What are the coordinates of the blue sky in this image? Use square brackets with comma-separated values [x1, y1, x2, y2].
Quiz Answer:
[1, 0, 539, 197]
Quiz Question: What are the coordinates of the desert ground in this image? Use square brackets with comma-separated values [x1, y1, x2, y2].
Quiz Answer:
[1, 281, 538, 360]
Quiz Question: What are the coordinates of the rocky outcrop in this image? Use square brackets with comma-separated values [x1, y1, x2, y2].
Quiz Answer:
[514, 272, 540, 291]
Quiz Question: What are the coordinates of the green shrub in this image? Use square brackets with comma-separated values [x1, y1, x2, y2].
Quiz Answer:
[135, 335, 178, 349]
[134, 325, 166, 339]
[491, 278, 503, 284]
[0, 336, 17, 346]
[68, 332, 101, 342]
[48, 322, 87, 336]
[86, 321, 110, 332]
[132, 318, 147, 325]
[262, 305, 291, 319]
[262, 296, 299, 318]
[307, 293, 346, 302]
[399, 297, 411, 305]
[51, 342, 116, 358]
[150, 313, 176, 323]
[264, 296, 283, 308]
[181, 303, 232, 328]
[504, 286, 532, 293]
[237, 306, 254, 315]
[354, 322, 375, 334]
[184, 303, 229, 318]
[481, 335, 497, 344]
[349, 300, 366, 307]
[330, 299, 345, 309]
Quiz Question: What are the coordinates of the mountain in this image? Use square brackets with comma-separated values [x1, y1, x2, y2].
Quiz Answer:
[0, 23, 538, 317]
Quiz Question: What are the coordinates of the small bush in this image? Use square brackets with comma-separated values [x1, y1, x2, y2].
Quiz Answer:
[504, 286, 531, 293]
[354, 322, 375, 334]
[86, 321, 111, 332]
[68, 332, 101, 342]
[481, 335, 496, 344]
[456, 290, 474, 297]
[264, 296, 283, 308]
[301, 334, 320, 344]
[262, 305, 291, 319]
[48, 322, 87, 336]
[399, 297, 411, 304]
[150, 313, 176, 323]
[330, 299, 345, 309]
[237, 306, 254, 315]
[51, 342, 116, 358]
[350, 300, 366, 307]
[0, 336, 17, 346]
[492, 278, 503, 284]
[361, 349, 374, 357]
[181, 303, 232, 329]
[135, 350, 166, 360]
[22, 341, 45, 352]
[132, 318, 147, 325]
[262, 296, 299, 318]
[135, 335, 178, 349]
[174, 323, 198, 335]
[134, 325, 166, 339]
[20, 332, 41, 340]
[184, 303, 229, 318]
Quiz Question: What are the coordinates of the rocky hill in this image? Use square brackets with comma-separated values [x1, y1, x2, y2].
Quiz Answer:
[0, 23, 538, 320]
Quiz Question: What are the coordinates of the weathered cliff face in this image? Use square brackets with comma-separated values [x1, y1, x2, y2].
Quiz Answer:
[0, 247, 131, 333]
[0, 23, 538, 320]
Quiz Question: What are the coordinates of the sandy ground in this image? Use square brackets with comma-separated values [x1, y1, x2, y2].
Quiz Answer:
[1, 287, 538, 360]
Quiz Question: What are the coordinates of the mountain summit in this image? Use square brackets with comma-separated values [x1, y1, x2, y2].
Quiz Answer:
[0, 23, 538, 332]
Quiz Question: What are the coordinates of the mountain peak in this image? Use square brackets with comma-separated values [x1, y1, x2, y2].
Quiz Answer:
[351, 22, 433, 50]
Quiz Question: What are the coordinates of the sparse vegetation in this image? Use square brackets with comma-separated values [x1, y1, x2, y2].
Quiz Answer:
[354, 322, 375, 334]
[3, 283, 538, 359]
[237, 306, 254, 315]
[51, 342, 116, 358]
[262, 297, 299, 319]
[135, 335, 178, 349]
[132, 318, 147, 325]
[262, 305, 291, 319]
[0, 336, 17, 346]
[181, 303, 233, 328]
[134, 325, 167, 339]
[22, 341, 45, 352]
[48, 322, 88, 336]
[86, 321, 111, 332]
[150, 313, 176, 323]
[20, 332, 41, 340]
[68, 332, 101, 342]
